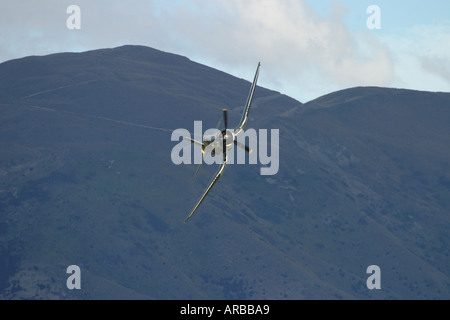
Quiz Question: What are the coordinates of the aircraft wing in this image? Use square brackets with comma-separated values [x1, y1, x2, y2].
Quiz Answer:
[234, 62, 261, 136]
[184, 161, 227, 223]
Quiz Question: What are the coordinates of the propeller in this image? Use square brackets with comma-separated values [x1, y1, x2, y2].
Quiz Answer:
[194, 107, 252, 180]
[222, 108, 228, 163]
[194, 109, 228, 180]
[193, 115, 222, 181]
[223, 108, 228, 131]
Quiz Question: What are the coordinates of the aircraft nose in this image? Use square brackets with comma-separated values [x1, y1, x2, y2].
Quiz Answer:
[223, 131, 234, 142]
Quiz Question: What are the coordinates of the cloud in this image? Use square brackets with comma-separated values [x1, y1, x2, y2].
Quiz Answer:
[157, 0, 394, 100]
[421, 57, 450, 84]
[377, 20, 450, 92]
[0, 0, 419, 102]
[415, 22, 450, 85]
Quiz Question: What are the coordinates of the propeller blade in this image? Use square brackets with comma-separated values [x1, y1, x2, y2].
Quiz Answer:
[234, 140, 252, 153]
[222, 109, 228, 163]
[193, 157, 204, 181]
[223, 130, 227, 163]
[223, 108, 228, 130]
[184, 136, 205, 149]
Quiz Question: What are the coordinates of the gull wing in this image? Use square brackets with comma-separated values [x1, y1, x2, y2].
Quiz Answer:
[234, 62, 261, 136]
[184, 161, 227, 223]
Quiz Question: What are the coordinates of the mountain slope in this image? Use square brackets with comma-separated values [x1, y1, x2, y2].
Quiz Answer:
[0, 45, 449, 299]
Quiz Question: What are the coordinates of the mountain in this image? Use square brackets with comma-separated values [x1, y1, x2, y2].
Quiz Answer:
[0, 45, 449, 299]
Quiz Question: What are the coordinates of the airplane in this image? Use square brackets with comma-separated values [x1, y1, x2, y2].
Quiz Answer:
[184, 62, 261, 223]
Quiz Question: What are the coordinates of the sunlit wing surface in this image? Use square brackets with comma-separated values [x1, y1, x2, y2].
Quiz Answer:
[184, 162, 227, 223]
[234, 62, 261, 136]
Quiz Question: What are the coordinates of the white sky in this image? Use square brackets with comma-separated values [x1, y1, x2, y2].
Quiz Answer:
[1, 0, 449, 102]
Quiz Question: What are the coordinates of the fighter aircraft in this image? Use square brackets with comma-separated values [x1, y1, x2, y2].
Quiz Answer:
[184, 62, 261, 223]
